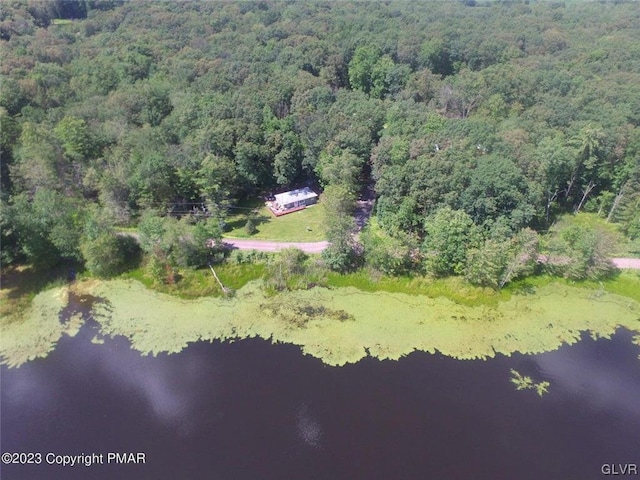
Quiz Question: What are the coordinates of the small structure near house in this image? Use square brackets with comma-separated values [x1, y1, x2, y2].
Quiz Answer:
[268, 187, 318, 216]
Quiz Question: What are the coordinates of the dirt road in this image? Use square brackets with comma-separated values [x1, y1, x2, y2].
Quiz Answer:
[225, 238, 640, 269]
[223, 239, 329, 254]
[124, 230, 639, 268]
[611, 258, 640, 269]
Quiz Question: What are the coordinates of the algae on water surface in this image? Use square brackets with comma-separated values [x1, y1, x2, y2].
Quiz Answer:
[1, 287, 70, 367]
[2, 279, 639, 368]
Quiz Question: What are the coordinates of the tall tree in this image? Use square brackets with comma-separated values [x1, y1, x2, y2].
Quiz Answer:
[8, 190, 84, 268]
[316, 148, 364, 196]
[465, 229, 539, 289]
[321, 185, 361, 272]
[422, 207, 481, 276]
[348, 45, 382, 95]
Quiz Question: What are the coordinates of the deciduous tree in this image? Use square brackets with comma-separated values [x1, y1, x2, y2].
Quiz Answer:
[423, 207, 481, 276]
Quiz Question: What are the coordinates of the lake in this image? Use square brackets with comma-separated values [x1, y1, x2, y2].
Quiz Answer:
[2, 314, 639, 480]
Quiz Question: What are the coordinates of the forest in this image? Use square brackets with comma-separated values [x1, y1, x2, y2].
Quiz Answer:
[1, 0, 639, 292]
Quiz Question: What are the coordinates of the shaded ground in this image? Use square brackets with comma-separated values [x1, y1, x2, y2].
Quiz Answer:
[354, 199, 374, 232]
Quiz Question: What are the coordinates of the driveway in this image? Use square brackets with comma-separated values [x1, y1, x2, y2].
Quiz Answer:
[223, 239, 329, 254]
[611, 258, 640, 269]
[124, 230, 640, 268]
[226, 239, 640, 270]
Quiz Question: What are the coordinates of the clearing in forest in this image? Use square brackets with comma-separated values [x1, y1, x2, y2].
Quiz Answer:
[223, 198, 326, 242]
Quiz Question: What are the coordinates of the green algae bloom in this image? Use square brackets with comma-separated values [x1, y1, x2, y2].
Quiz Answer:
[2, 278, 639, 368]
[510, 369, 550, 397]
[1, 287, 70, 368]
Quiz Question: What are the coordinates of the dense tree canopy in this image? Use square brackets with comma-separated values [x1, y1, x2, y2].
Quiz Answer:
[1, 0, 639, 279]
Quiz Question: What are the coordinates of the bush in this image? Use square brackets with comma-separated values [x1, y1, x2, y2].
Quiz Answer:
[321, 240, 363, 273]
[265, 248, 327, 291]
[360, 220, 416, 275]
[546, 225, 616, 280]
[81, 233, 141, 278]
[229, 249, 270, 264]
[244, 218, 257, 235]
[423, 207, 482, 276]
[145, 246, 178, 284]
[465, 229, 539, 289]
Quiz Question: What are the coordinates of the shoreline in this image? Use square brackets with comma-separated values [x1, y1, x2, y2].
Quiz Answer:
[2, 273, 639, 369]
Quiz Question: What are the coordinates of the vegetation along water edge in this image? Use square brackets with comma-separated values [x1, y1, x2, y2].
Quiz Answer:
[1, 274, 638, 368]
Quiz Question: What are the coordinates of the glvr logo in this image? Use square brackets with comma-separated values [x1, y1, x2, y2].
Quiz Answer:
[601, 464, 638, 476]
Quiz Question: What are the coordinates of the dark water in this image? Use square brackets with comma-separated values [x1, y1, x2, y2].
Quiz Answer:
[2, 306, 640, 480]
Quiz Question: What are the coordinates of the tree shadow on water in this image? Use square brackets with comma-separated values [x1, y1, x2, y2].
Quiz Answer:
[1, 263, 78, 301]
[511, 281, 537, 296]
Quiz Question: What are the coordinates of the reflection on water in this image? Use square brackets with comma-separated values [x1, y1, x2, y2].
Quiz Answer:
[1, 320, 639, 480]
[295, 403, 323, 449]
[535, 330, 640, 419]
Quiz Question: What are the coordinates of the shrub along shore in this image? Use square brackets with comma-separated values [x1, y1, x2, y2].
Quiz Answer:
[1, 260, 639, 369]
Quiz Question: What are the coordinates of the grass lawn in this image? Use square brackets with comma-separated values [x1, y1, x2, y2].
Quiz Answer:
[327, 269, 505, 307]
[328, 268, 640, 306]
[122, 262, 266, 299]
[224, 198, 326, 242]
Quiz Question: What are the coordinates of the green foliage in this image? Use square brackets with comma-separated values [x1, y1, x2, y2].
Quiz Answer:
[316, 148, 364, 196]
[126, 141, 177, 208]
[420, 37, 454, 76]
[54, 116, 93, 159]
[321, 242, 361, 274]
[229, 249, 270, 266]
[138, 210, 167, 254]
[348, 45, 382, 95]
[423, 207, 481, 276]
[138, 211, 222, 273]
[146, 247, 175, 285]
[320, 185, 361, 272]
[0, 78, 29, 115]
[8, 190, 84, 268]
[546, 225, 616, 281]
[360, 219, 415, 276]
[3, 0, 640, 287]
[80, 206, 139, 277]
[140, 80, 173, 127]
[196, 154, 238, 209]
[265, 248, 327, 292]
[464, 240, 506, 290]
[461, 154, 536, 231]
[465, 229, 539, 289]
[244, 218, 257, 236]
[81, 233, 140, 278]
[322, 210, 362, 272]
[610, 156, 640, 240]
[13, 122, 63, 193]
[0, 197, 19, 266]
[510, 369, 550, 397]
[348, 47, 409, 99]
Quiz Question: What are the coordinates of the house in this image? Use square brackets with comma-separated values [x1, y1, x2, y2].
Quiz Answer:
[269, 187, 318, 216]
